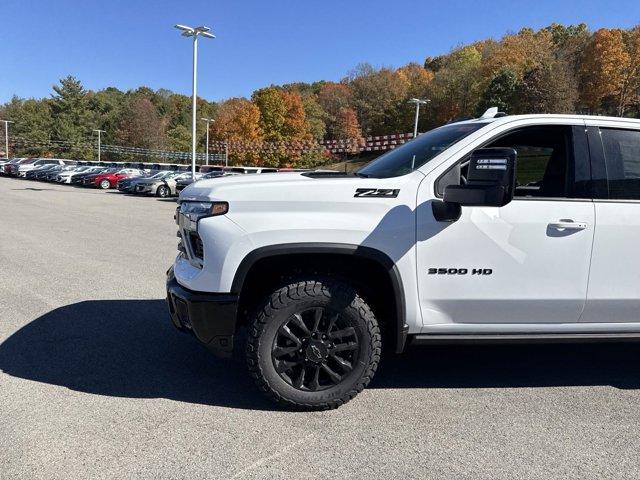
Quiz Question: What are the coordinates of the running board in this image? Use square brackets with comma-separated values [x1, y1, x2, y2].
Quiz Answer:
[412, 332, 640, 345]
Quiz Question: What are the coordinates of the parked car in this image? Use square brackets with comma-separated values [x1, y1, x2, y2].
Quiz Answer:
[24, 163, 60, 180]
[0, 158, 17, 174]
[174, 171, 239, 193]
[72, 168, 112, 185]
[17, 158, 72, 177]
[41, 165, 78, 181]
[4, 158, 37, 176]
[84, 168, 144, 189]
[56, 166, 100, 184]
[133, 172, 198, 197]
[116, 170, 174, 193]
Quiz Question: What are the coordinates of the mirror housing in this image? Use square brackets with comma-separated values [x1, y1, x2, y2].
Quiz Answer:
[444, 147, 517, 207]
[432, 148, 517, 222]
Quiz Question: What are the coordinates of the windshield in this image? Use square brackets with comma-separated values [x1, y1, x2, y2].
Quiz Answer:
[356, 122, 488, 178]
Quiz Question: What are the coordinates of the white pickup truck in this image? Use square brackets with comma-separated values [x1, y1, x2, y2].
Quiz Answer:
[167, 109, 640, 410]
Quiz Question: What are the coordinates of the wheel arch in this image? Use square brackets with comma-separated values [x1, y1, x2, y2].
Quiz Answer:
[232, 243, 408, 353]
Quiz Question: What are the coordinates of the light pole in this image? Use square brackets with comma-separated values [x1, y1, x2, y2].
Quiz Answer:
[201, 117, 213, 165]
[93, 129, 106, 162]
[1, 120, 14, 159]
[408, 98, 429, 138]
[175, 24, 215, 179]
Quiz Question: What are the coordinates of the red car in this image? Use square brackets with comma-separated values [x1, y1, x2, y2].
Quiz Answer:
[84, 168, 144, 189]
[3, 158, 37, 176]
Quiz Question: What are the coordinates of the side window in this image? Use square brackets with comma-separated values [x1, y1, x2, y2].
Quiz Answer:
[600, 128, 640, 200]
[485, 126, 572, 198]
[436, 125, 579, 198]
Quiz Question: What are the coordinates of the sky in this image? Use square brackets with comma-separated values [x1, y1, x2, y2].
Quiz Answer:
[1, 0, 640, 103]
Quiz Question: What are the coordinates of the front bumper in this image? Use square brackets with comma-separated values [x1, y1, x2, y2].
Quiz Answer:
[134, 184, 155, 194]
[166, 267, 238, 357]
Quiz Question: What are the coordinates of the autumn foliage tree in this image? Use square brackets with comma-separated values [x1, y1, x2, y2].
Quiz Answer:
[579, 28, 629, 113]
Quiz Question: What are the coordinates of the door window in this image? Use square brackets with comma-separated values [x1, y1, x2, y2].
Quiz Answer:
[600, 128, 640, 200]
[437, 125, 580, 199]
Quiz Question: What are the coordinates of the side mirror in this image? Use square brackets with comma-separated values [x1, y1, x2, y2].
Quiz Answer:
[433, 148, 517, 222]
[444, 147, 517, 207]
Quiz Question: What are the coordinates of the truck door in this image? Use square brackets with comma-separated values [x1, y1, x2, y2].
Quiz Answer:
[416, 124, 596, 328]
[580, 123, 640, 324]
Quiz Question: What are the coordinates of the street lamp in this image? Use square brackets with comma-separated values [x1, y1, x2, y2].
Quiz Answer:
[408, 98, 429, 138]
[175, 24, 216, 179]
[93, 129, 106, 162]
[1, 120, 14, 159]
[201, 117, 213, 165]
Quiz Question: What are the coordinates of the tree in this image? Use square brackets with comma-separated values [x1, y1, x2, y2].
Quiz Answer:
[1, 96, 53, 156]
[482, 28, 555, 79]
[517, 61, 578, 114]
[617, 28, 640, 116]
[396, 62, 434, 98]
[50, 76, 94, 158]
[429, 46, 483, 123]
[299, 92, 327, 141]
[252, 86, 287, 141]
[334, 108, 362, 140]
[167, 124, 191, 152]
[281, 90, 312, 140]
[211, 98, 263, 142]
[210, 98, 263, 166]
[476, 69, 520, 115]
[317, 82, 353, 139]
[115, 96, 167, 150]
[347, 63, 409, 135]
[579, 28, 629, 113]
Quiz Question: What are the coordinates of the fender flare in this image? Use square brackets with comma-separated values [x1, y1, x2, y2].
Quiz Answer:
[231, 243, 409, 353]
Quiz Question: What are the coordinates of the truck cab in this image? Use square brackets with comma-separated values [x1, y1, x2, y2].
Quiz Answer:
[167, 110, 640, 409]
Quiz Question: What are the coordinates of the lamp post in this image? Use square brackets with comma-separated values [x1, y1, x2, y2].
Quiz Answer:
[175, 24, 215, 179]
[1, 120, 14, 159]
[93, 129, 106, 162]
[201, 117, 213, 165]
[408, 98, 429, 138]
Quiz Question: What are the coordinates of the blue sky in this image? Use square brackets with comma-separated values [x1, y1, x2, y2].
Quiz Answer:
[1, 0, 639, 103]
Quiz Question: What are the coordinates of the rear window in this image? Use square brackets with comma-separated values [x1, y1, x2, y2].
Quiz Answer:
[601, 128, 640, 200]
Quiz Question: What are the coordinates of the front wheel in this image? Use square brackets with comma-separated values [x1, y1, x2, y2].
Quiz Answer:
[246, 278, 381, 410]
[99, 179, 111, 189]
[156, 185, 170, 197]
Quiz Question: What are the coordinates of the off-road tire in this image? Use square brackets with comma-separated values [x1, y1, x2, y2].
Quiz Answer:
[246, 278, 381, 410]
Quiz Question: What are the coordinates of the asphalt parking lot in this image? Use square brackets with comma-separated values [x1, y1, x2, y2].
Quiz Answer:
[1, 176, 640, 479]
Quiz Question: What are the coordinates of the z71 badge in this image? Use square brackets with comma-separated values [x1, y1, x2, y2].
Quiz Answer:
[354, 188, 400, 198]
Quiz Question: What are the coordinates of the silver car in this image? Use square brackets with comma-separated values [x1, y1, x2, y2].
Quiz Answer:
[133, 172, 201, 197]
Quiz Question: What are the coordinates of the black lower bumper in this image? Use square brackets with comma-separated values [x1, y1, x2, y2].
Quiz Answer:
[166, 268, 238, 357]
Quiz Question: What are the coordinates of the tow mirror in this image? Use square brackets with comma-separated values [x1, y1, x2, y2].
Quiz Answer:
[433, 148, 517, 222]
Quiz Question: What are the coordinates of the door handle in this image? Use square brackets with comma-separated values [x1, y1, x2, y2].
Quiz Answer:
[548, 219, 587, 230]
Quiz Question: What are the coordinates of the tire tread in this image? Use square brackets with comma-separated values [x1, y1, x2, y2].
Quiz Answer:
[246, 278, 381, 411]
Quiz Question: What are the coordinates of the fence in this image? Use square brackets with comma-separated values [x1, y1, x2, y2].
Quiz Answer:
[3, 131, 417, 162]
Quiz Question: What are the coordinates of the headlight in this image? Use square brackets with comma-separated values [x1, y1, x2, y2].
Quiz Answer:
[179, 201, 228, 221]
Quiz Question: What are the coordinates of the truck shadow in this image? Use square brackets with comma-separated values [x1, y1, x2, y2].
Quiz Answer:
[374, 342, 640, 390]
[0, 300, 273, 411]
[1, 300, 639, 412]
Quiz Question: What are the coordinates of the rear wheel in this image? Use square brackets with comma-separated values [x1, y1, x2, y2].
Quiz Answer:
[246, 278, 381, 410]
[99, 179, 111, 189]
[156, 185, 170, 198]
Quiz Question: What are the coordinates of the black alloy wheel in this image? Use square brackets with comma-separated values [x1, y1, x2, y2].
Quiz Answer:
[271, 307, 360, 391]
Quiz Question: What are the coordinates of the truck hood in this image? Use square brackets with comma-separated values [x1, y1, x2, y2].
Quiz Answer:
[179, 171, 420, 206]
[180, 172, 352, 201]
